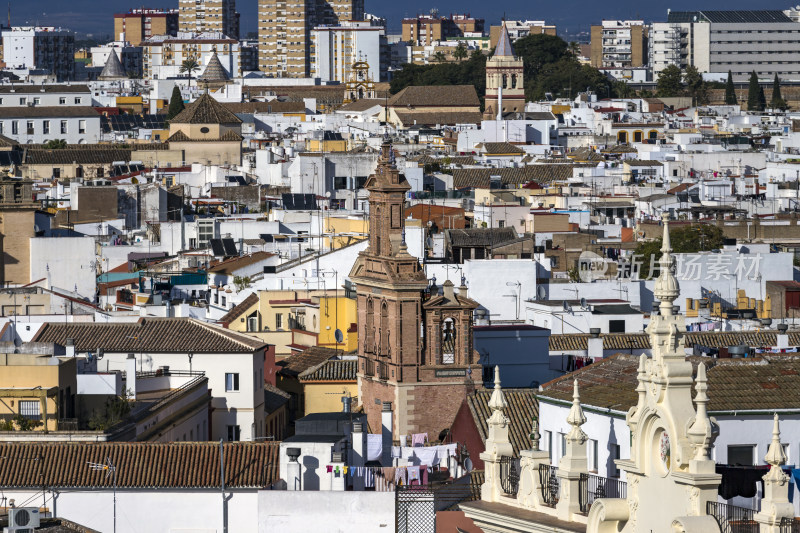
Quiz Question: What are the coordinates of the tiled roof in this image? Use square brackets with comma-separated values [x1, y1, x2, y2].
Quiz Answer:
[446, 227, 519, 247]
[494, 22, 515, 57]
[0, 134, 18, 147]
[539, 353, 800, 413]
[278, 346, 339, 377]
[219, 292, 259, 325]
[625, 159, 663, 167]
[32, 317, 267, 353]
[482, 142, 524, 155]
[0, 442, 279, 489]
[548, 330, 800, 352]
[451, 165, 575, 189]
[467, 389, 538, 458]
[338, 99, 384, 112]
[25, 149, 132, 165]
[394, 111, 482, 126]
[299, 359, 358, 382]
[264, 383, 291, 413]
[389, 85, 480, 108]
[208, 251, 274, 274]
[99, 49, 127, 80]
[171, 93, 242, 125]
[601, 145, 638, 153]
[198, 51, 229, 81]
[222, 101, 306, 114]
[167, 129, 243, 142]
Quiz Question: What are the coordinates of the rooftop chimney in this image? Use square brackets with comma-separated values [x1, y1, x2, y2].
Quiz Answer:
[126, 353, 137, 399]
[65, 338, 75, 358]
[286, 448, 301, 491]
[587, 332, 603, 360]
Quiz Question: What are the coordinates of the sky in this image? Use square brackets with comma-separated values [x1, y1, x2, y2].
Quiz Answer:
[10, 0, 800, 38]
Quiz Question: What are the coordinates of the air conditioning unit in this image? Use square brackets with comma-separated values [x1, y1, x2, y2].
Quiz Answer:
[7, 507, 40, 529]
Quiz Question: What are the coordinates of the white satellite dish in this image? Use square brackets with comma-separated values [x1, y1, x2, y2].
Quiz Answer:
[580, 297, 588, 309]
[536, 285, 546, 300]
[563, 301, 572, 313]
[464, 457, 473, 473]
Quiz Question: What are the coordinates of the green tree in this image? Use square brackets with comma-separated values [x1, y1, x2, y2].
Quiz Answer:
[771, 74, 788, 110]
[432, 51, 447, 63]
[747, 71, 763, 111]
[179, 58, 201, 86]
[453, 42, 468, 61]
[43, 139, 67, 149]
[634, 224, 726, 278]
[758, 85, 767, 112]
[724, 70, 737, 105]
[568, 41, 581, 58]
[166, 86, 185, 120]
[613, 80, 634, 99]
[656, 65, 684, 97]
[683, 65, 704, 105]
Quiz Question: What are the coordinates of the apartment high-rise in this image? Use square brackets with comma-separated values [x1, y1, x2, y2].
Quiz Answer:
[113, 9, 178, 46]
[401, 12, 484, 46]
[179, 0, 239, 39]
[590, 20, 648, 69]
[258, 0, 365, 78]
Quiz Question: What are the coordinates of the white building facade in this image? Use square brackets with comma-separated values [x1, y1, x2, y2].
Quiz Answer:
[311, 21, 385, 83]
[1, 26, 74, 81]
[142, 32, 241, 80]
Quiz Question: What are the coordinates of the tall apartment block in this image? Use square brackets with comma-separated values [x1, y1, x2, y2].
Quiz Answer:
[650, 9, 800, 81]
[590, 20, 648, 69]
[489, 20, 556, 49]
[401, 13, 484, 46]
[0, 27, 74, 81]
[258, 0, 364, 78]
[113, 9, 179, 46]
[179, 0, 239, 39]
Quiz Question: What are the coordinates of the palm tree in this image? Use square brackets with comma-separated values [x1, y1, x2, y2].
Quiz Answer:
[179, 58, 201, 87]
[568, 41, 581, 58]
[453, 42, 468, 61]
[432, 51, 447, 63]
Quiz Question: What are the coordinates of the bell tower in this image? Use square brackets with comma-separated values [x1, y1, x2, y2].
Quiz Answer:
[484, 22, 525, 119]
[352, 138, 482, 439]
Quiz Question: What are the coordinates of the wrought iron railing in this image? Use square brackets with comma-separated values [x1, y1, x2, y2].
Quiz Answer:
[780, 517, 800, 533]
[579, 473, 627, 514]
[707, 501, 758, 533]
[499, 456, 519, 497]
[538, 464, 560, 507]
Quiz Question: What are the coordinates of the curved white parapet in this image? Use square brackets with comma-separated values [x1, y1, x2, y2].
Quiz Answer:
[671, 515, 721, 533]
[586, 498, 629, 533]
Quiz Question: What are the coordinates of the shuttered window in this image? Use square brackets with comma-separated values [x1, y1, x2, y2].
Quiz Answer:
[19, 401, 40, 420]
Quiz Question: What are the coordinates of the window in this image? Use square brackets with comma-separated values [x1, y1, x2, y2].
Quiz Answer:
[276, 313, 283, 330]
[11, 121, 18, 135]
[441, 318, 456, 364]
[612, 444, 621, 477]
[78, 120, 86, 134]
[225, 372, 239, 392]
[560, 432, 567, 458]
[26, 121, 34, 135]
[19, 400, 40, 420]
[608, 320, 626, 333]
[74, 97, 82, 104]
[59, 97, 66, 105]
[227, 425, 241, 441]
[588, 439, 599, 472]
[19, 97, 26, 105]
[728, 445, 755, 466]
[221, 295, 226, 307]
[498, 220, 505, 228]
[544, 430, 553, 462]
[43, 120, 50, 135]
[33, 97, 40, 105]
[60, 120, 67, 134]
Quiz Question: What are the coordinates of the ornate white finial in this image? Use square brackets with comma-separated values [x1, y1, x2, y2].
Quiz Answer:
[488, 366, 507, 412]
[688, 363, 715, 460]
[566, 379, 587, 443]
[654, 212, 680, 313]
[530, 417, 540, 451]
[765, 413, 787, 468]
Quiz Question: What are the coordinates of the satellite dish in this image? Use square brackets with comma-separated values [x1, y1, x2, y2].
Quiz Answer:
[536, 286, 546, 300]
[563, 301, 572, 313]
[334, 329, 344, 343]
[580, 297, 588, 309]
[464, 457, 473, 473]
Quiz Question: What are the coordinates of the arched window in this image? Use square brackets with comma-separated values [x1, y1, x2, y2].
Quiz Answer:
[502, 74, 508, 89]
[380, 301, 389, 357]
[511, 74, 517, 89]
[442, 318, 456, 364]
[365, 298, 374, 353]
[617, 131, 628, 144]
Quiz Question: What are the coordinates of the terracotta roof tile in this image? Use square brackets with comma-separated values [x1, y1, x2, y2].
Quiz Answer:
[298, 359, 358, 382]
[219, 293, 259, 325]
[33, 317, 267, 353]
[467, 389, 538, 458]
[482, 142, 524, 155]
[278, 346, 339, 376]
[389, 85, 480, 108]
[0, 442, 279, 489]
[171, 93, 242, 125]
[394, 111, 482, 126]
[548, 330, 800, 352]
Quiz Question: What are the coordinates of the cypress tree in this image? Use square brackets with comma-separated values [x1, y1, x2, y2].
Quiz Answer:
[758, 86, 767, 112]
[166, 86, 185, 121]
[724, 70, 737, 105]
[771, 74, 787, 110]
[747, 71, 761, 111]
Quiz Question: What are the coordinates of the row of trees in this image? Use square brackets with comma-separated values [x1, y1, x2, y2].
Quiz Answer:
[658, 66, 789, 110]
[390, 34, 620, 104]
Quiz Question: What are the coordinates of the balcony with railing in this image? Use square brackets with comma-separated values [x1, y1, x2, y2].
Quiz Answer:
[538, 464, 560, 507]
[499, 456, 519, 497]
[578, 473, 626, 514]
[707, 501, 758, 533]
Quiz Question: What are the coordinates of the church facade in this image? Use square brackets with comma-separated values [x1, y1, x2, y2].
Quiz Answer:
[351, 138, 482, 438]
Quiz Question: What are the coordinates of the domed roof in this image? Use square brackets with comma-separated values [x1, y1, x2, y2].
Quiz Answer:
[99, 49, 128, 81]
[198, 50, 230, 82]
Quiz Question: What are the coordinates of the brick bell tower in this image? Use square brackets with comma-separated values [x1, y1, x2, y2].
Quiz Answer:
[352, 138, 482, 440]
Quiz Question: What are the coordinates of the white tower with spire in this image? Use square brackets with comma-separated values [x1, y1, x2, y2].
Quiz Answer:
[587, 212, 722, 533]
[484, 22, 525, 119]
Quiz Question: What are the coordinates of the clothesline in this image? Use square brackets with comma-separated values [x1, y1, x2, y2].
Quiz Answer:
[323, 464, 437, 491]
[391, 443, 458, 466]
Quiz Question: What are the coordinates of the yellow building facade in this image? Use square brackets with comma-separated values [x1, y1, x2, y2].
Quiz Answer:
[0, 354, 76, 432]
